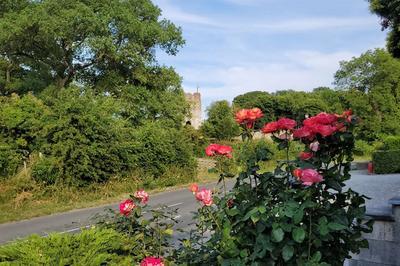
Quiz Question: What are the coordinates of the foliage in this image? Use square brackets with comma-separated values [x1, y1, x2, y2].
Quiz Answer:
[177, 111, 372, 265]
[0, 0, 184, 92]
[36, 88, 135, 185]
[131, 121, 197, 177]
[334, 49, 400, 139]
[96, 192, 177, 264]
[0, 228, 132, 265]
[201, 100, 240, 140]
[380, 135, 400, 150]
[369, 0, 400, 58]
[183, 125, 209, 157]
[372, 150, 400, 174]
[354, 140, 378, 157]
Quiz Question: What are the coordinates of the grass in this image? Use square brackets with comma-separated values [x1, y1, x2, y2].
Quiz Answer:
[0, 160, 219, 224]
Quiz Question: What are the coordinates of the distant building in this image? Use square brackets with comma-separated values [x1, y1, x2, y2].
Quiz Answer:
[185, 91, 202, 129]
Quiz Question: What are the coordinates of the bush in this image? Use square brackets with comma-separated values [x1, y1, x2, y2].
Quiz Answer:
[372, 150, 400, 174]
[131, 122, 196, 176]
[31, 156, 62, 185]
[38, 88, 135, 185]
[0, 228, 132, 265]
[0, 143, 22, 177]
[380, 135, 400, 151]
[354, 139, 376, 157]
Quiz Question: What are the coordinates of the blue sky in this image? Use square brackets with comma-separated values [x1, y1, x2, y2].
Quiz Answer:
[153, 0, 387, 112]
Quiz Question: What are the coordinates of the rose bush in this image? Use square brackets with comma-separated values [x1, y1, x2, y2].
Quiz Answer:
[176, 109, 372, 265]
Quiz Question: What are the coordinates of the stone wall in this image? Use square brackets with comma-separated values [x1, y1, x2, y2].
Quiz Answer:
[185, 92, 202, 129]
[345, 197, 400, 266]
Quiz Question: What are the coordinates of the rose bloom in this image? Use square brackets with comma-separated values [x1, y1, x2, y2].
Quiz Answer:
[313, 112, 338, 125]
[140, 257, 164, 266]
[299, 151, 313, 160]
[299, 169, 324, 186]
[134, 189, 149, 204]
[277, 133, 293, 141]
[293, 126, 314, 140]
[261, 121, 279, 134]
[293, 168, 302, 179]
[247, 108, 263, 120]
[314, 124, 337, 137]
[195, 188, 213, 206]
[189, 183, 199, 193]
[119, 199, 135, 216]
[205, 144, 233, 158]
[277, 117, 297, 130]
[309, 141, 320, 152]
[235, 109, 249, 124]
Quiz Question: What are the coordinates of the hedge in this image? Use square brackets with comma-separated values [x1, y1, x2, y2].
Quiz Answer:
[372, 149, 400, 174]
[381, 136, 400, 151]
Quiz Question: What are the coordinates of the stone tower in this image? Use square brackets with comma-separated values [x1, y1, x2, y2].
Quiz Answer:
[185, 91, 202, 129]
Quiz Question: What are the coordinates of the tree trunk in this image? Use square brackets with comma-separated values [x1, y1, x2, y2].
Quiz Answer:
[5, 68, 10, 83]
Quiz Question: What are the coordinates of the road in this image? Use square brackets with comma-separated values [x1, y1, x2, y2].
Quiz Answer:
[0, 170, 399, 244]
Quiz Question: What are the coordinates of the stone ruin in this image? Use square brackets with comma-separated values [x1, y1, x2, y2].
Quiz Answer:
[185, 91, 202, 129]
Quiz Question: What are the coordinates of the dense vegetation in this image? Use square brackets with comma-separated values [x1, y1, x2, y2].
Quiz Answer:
[231, 49, 400, 141]
[0, 0, 196, 185]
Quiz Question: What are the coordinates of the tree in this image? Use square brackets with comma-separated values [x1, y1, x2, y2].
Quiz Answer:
[201, 101, 240, 140]
[0, 0, 185, 93]
[334, 49, 400, 139]
[369, 0, 400, 58]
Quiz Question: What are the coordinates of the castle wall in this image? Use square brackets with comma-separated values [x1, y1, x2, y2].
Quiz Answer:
[185, 92, 202, 129]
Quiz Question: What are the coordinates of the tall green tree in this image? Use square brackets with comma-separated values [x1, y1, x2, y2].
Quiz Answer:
[369, 0, 400, 58]
[201, 101, 240, 140]
[0, 0, 185, 93]
[334, 48, 400, 139]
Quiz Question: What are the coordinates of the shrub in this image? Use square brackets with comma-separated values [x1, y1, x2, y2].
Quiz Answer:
[31, 156, 62, 185]
[131, 121, 196, 177]
[176, 110, 372, 265]
[354, 139, 376, 157]
[0, 142, 22, 177]
[380, 135, 400, 151]
[0, 228, 132, 265]
[38, 88, 135, 185]
[372, 150, 400, 174]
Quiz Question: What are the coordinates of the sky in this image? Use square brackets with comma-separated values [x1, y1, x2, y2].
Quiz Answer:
[152, 0, 387, 113]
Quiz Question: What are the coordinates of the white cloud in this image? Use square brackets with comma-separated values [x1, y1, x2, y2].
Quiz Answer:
[155, 0, 217, 26]
[182, 50, 357, 103]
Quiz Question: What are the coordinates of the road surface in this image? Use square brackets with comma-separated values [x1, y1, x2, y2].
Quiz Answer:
[0, 170, 399, 244]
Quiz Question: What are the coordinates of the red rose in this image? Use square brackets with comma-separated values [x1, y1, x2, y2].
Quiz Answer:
[313, 112, 337, 125]
[205, 144, 220, 156]
[261, 121, 279, 134]
[299, 151, 313, 160]
[314, 124, 336, 137]
[119, 199, 135, 216]
[216, 145, 233, 158]
[140, 257, 164, 266]
[277, 118, 297, 130]
[293, 126, 314, 139]
[293, 168, 302, 179]
[189, 183, 199, 193]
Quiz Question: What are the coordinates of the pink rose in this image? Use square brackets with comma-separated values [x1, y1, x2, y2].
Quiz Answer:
[205, 144, 233, 158]
[189, 183, 199, 193]
[277, 133, 293, 141]
[261, 121, 279, 134]
[299, 169, 324, 186]
[134, 189, 149, 204]
[299, 151, 313, 160]
[277, 118, 297, 130]
[140, 257, 164, 266]
[195, 188, 213, 206]
[119, 199, 135, 216]
[309, 141, 320, 152]
[205, 143, 220, 156]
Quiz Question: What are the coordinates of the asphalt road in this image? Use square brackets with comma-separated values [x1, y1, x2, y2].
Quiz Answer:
[0, 170, 399, 244]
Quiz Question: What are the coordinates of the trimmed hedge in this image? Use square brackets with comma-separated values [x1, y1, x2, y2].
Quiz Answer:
[381, 136, 400, 151]
[372, 149, 400, 174]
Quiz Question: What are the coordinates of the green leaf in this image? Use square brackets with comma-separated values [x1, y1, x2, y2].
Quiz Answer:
[311, 251, 322, 262]
[258, 206, 267, 214]
[272, 228, 284, 242]
[282, 245, 294, 261]
[226, 208, 240, 217]
[292, 227, 306, 243]
[328, 222, 347, 231]
[293, 209, 304, 224]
